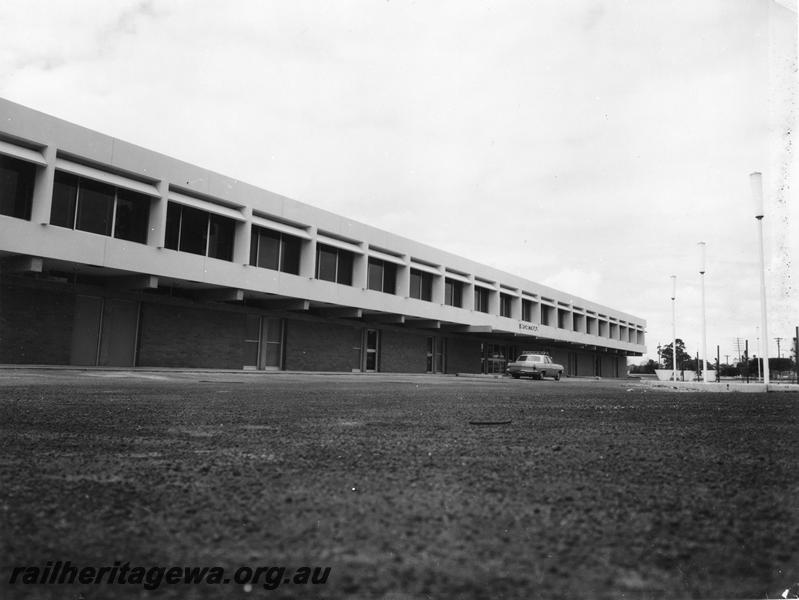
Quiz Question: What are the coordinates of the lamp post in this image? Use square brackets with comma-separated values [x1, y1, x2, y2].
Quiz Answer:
[750, 172, 769, 387]
[671, 275, 677, 382]
[699, 241, 708, 383]
[756, 326, 761, 381]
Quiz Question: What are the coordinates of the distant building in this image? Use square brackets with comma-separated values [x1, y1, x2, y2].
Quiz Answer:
[0, 98, 645, 375]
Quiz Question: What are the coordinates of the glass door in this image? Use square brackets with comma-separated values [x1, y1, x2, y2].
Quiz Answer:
[259, 318, 283, 370]
[364, 329, 379, 372]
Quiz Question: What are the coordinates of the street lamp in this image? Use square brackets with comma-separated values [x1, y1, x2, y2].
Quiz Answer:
[671, 275, 677, 382]
[750, 172, 769, 387]
[699, 241, 708, 383]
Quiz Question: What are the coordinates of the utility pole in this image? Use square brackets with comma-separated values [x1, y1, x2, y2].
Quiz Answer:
[794, 326, 798, 383]
[744, 340, 749, 383]
[775, 337, 783, 359]
[699, 242, 708, 383]
[671, 275, 677, 382]
[750, 172, 770, 386]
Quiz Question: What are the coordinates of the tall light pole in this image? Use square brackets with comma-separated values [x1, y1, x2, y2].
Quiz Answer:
[699, 241, 708, 383]
[756, 325, 761, 381]
[671, 275, 677, 382]
[750, 172, 769, 386]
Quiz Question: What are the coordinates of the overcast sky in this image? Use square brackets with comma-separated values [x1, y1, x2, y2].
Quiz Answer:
[1, 0, 796, 363]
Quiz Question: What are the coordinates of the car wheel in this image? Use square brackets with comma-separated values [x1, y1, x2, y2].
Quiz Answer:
[511, 374, 520, 379]
[554, 372, 561, 381]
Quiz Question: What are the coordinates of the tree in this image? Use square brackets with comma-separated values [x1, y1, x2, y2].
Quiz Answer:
[658, 339, 692, 370]
[630, 359, 657, 374]
[769, 357, 794, 373]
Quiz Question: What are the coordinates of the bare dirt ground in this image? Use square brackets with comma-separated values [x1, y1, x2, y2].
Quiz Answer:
[1, 369, 798, 599]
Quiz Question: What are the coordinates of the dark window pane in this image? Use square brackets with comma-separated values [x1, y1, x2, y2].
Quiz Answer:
[316, 245, 337, 282]
[337, 250, 353, 285]
[208, 214, 235, 261]
[367, 259, 384, 291]
[410, 270, 422, 299]
[421, 272, 432, 301]
[114, 189, 150, 243]
[280, 235, 301, 274]
[500, 294, 512, 317]
[256, 228, 280, 270]
[0, 155, 35, 220]
[178, 205, 208, 256]
[445, 280, 462, 307]
[249, 229, 258, 265]
[165, 202, 181, 250]
[383, 263, 396, 295]
[76, 178, 115, 236]
[50, 171, 78, 228]
[475, 288, 489, 313]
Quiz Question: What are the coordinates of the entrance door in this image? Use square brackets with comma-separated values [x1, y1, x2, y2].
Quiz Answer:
[259, 318, 283, 370]
[71, 296, 139, 366]
[71, 296, 103, 366]
[435, 338, 446, 373]
[364, 329, 379, 372]
[98, 299, 139, 366]
[427, 337, 447, 373]
[243, 314, 261, 370]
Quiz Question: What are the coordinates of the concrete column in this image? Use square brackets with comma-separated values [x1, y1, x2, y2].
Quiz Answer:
[352, 243, 367, 288]
[300, 227, 318, 278]
[432, 267, 445, 304]
[463, 276, 475, 311]
[233, 206, 252, 265]
[532, 302, 542, 324]
[487, 284, 500, 315]
[510, 291, 522, 319]
[396, 256, 411, 297]
[30, 145, 57, 225]
[148, 180, 169, 248]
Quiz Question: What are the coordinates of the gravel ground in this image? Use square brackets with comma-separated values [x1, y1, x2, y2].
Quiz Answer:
[1, 370, 798, 600]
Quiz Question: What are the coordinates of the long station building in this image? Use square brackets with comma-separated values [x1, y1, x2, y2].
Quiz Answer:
[0, 98, 646, 375]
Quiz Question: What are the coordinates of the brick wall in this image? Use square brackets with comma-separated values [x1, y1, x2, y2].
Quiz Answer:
[137, 303, 245, 369]
[445, 335, 482, 374]
[380, 329, 427, 373]
[0, 280, 74, 364]
[284, 319, 361, 371]
[576, 352, 595, 377]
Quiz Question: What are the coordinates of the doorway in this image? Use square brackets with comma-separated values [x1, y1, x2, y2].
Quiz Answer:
[364, 329, 379, 372]
[243, 316, 284, 370]
[70, 296, 139, 367]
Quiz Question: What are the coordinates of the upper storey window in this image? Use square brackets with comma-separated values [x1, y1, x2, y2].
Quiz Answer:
[367, 258, 397, 294]
[0, 155, 36, 220]
[250, 226, 301, 275]
[522, 299, 534, 321]
[499, 293, 513, 317]
[410, 269, 433, 302]
[165, 201, 235, 261]
[50, 171, 150, 243]
[474, 287, 490, 313]
[444, 279, 462, 307]
[316, 243, 353, 285]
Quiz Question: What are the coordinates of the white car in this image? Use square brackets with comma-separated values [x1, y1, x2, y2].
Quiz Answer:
[506, 353, 564, 381]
